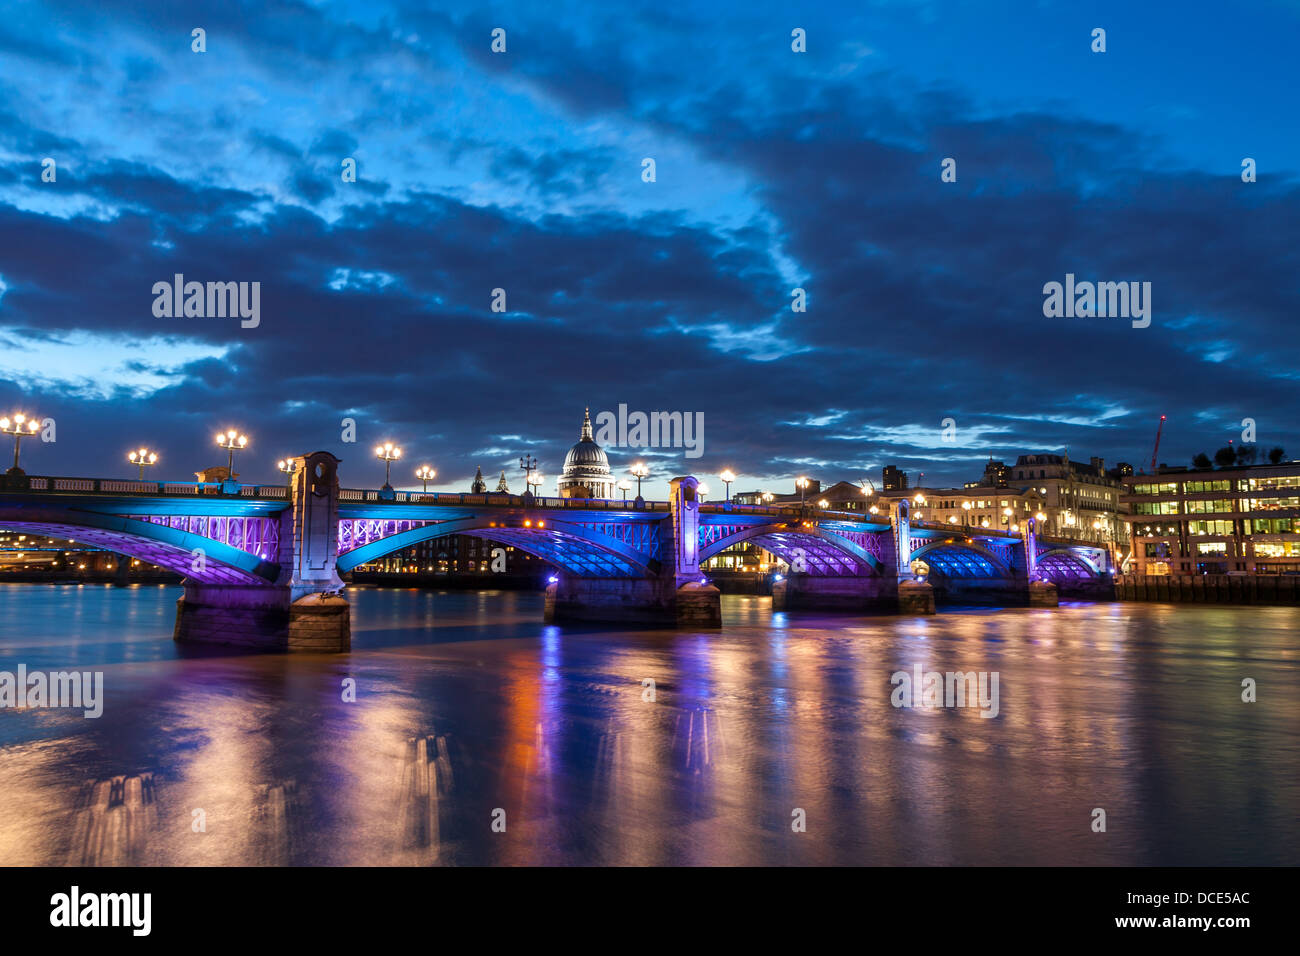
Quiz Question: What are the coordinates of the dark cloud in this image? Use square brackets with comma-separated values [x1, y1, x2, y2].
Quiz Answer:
[0, 1, 1297, 494]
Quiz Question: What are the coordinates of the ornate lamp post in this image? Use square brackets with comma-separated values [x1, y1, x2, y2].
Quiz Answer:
[376, 442, 402, 490]
[277, 459, 297, 486]
[128, 448, 158, 479]
[415, 464, 436, 492]
[618, 478, 632, 504]
[1, 413, 41, 474]
[630, 461, 649, 501]
[527, 470, 544, 498]
[720, 469, 736, 506]
[961, 500, 972, 527]
[215, 429, 248, 478]
[520, 455, 539, 498]
[697, 481, 709, 504]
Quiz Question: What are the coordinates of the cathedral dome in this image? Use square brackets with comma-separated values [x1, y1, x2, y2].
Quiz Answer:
[558, 408, 615, 499]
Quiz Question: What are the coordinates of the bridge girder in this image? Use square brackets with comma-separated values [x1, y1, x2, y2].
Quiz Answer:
[909, 539, 1015, 579]
[0, 510, 280, 584]
[697, 521, 883, 575]
[335, 515, 661, 578]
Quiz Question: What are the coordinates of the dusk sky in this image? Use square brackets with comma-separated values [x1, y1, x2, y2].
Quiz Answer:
[1, 0, 1297, 497]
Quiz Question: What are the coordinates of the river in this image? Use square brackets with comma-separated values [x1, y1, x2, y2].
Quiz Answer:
[0, 583, 1295, 865]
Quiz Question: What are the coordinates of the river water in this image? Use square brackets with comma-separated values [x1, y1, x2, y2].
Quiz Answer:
[0, 583, 1295, 866]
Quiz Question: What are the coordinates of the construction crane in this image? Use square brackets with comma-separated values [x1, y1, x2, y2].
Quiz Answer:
[1149, 415, 1167, 473]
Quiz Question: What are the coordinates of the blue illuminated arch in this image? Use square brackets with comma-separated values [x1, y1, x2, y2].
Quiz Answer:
[336, 516, 660, 577]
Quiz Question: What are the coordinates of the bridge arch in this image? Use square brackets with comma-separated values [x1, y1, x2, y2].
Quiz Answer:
[909, 539, 1014, 579]
[1034, 548, 1103, 580]
[698, 522, 881, 575]
[0, 510, 280, 585]
[336, 516, 660, 578]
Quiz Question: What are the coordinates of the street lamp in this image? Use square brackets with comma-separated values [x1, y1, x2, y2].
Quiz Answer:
[1002, 506, 1013, 531]
[618, 478, 632, 504]
[720, 469, 736, 505]
[817, 498, 829, 510]
[527, 471, 544, 498]
[215, 429, 248, 477]
[127, 448, 158, 479]
[415, 464, 436, 492]
[520, 454, 539, 496]
[762, 491, 775, 504]
[375, 442, 402, 489]
[961, 500, 972, 526]
[697, 481, 710, 503]
[1, 413, 41, 474]
[630, 461, 649, 500]
[278, 458, 296, 477]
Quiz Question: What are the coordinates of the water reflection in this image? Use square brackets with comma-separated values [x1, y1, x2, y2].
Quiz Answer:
[0, 583, 1296, 865]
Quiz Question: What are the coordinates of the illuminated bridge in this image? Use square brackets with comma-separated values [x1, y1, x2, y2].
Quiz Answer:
[0, 452, 1112, 651]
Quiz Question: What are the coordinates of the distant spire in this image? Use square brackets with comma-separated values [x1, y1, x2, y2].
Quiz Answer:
[580, 407, 593, 441]
[471, 466, 486, 493]
[496, 470, 510, 493]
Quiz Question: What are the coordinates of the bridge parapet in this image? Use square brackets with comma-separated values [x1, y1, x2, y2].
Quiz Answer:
[19, 475, 290, 498]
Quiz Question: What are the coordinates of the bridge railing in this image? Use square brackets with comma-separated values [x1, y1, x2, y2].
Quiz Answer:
[11, 476, 290, 498]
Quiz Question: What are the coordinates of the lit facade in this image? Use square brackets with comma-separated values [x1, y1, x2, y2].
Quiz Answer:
[1121, 461, 1300, 575]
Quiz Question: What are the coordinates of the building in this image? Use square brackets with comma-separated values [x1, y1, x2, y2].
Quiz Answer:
[875, 484, 1048, 533]
[1121, 460, 1300, 575]
[881, 465, 908, 491]
[870, 452, 1125, 546]
[977, 457, 1009, 487]
[1004, 453, 1126, 544]
[557, 408, 616, 499]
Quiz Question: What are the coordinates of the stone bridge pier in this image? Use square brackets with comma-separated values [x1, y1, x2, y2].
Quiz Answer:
[173, 451, 351, 651]
[545, 476, 721, 627]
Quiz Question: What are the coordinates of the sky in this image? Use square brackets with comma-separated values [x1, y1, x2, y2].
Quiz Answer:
[1, 0, 1298, 498]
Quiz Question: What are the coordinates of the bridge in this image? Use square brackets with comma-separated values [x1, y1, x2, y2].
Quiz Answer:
[0, 452, 1113, 651]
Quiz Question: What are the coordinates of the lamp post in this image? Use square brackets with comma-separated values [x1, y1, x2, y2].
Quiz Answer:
[527, 471, 544, 498]
[376, 442, 402, 490]
[762, 491, 775, 505]
[618, 478, 632, 505]
[720, 469, 736, 506]
[415, 464, 436, 492]
[1002, 506, 1014, 533]
[961, 500, 972, 527]
[697, 481, 709, 504]
[127, 448, 158, 479]
[796, 476, 809, 517]
[630, 461, 649, 501]
[520, 455, 539, 498]
[215, 429, 248, 479]
[277, 459, 297, 486]
[1, 413, 41, 474]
